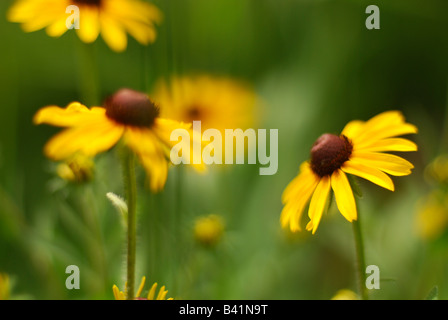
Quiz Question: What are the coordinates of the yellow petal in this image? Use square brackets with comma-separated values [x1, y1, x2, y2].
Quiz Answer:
[33, 103, 105, 127]
[341, 120, 364, 140]
[135, 276, 146, 298]
[125, 126, 161, 155]
[100, 12, 127, 52]
[112, 285, 125, 300]
[331, 169, 357, 222]
[153, 118, 206, 173]
[76, 5, 100, 43]
[156, 286, 167, 300]
[280, 162, 319, 231]
[341, 160, 394, 191]
[125, 128, 169, 192]
[355, 111, 417, 145]
[306, 176, 331, 234]
[351, 151, 414, 176]
[44, 119, 123, 160]
[147, 283, 157, 300]
[354, 138, 417, 153]
[46, 15, 69, 37]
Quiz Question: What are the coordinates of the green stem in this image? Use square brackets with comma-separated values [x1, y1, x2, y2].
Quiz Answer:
[122, 148, 137, 300]
[75, 41, 100, 106]
[352, 207, 368, 300]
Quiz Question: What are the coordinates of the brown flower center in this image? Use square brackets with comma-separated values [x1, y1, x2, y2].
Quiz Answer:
[105, 89, 159, 127]
[310, 134, 353, 177]
[73, 0, 102, 6]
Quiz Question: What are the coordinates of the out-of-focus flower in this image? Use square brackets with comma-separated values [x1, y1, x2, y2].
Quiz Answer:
[7, 0, 162, 52]
[34, 88, 204, 192]
[424, 154, 448, 185]
[56, 153, 94, 183]
[281, 111, 417, 234]
[0, 273, 10, 300]
[113, 276, 173, 300]
[415, 190, 448, 240]
[193, 214, 225, 247]
[152, 75, 258, 134]
[331, 289, 359, 300]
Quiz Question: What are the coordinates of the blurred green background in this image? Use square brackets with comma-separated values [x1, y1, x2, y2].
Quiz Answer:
[1, 0, 448, 300]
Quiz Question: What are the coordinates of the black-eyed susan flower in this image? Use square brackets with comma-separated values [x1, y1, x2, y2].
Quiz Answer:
[193, 214, 225, 247]
[113, 276, 173, 300]
[34, 88, 204, 192]
[152, 75, 257, 134]
[281, 111, 417, 234]
[7, 0, 162, 52]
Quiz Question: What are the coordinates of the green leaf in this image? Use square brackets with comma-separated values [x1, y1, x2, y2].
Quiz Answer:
[425, 286, 438, 300]
[347, 174, 363, 199]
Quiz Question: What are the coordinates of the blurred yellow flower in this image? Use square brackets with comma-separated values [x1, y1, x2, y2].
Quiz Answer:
[7, 0, 162, 52]
[152, 75, 258, 134]
[194, 214, 225, 247]
[415, 190, 448, 240]
[331, 289, 359, 300]
[113, 276, 173, 300]
[56, 153, 94, 183]
[424, 154, 448, 185]
[34, 88, 204, 192]
[281, 111, 417, 234]
[0, 273, 10, 300]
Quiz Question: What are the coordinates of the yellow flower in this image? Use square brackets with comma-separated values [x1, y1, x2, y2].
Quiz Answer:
[113, 276, 173, 300]
[0, 273, 10, 300]
[424, 154, 448, 185]
[193, 214, 225, 247]
[56, 153, 94, 183]
[281, 111, 417, 234]
[415, 190, 448, 240]
[7, 0, 162, 52]
[34, 88, 204, 192]
[152, 75, 257, 134]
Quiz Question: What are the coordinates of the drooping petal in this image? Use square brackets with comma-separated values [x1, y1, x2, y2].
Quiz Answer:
[44, 118, 124, 160]
[350, 151, 414, 176]
[124, 127, 169, 192]
[100, 12, 127, 52]
[306, 176, 331, 234]
[341, 160, 395, 191]
[153, 118, 206, 173]
[331, 169, 357, 222]
[46, 15, 70, 37]
[33, 103, 106, 127]
[280, 162, 320, 231]
[76, 5, 100, 43]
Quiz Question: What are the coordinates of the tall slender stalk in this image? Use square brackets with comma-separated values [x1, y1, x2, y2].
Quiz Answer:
[122, 148, 137, 300]
[352, 203, 368, 300]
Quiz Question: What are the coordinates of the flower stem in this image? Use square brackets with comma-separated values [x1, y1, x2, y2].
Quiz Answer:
[122, 148, 137, 300]
[75, 40, 100, 106]
[352, 207, 368, 300]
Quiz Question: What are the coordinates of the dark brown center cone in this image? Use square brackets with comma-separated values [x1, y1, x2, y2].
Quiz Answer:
[310, 133, 353, 177]
[105, 89, 159, 127]
[73, 0, 102, 6]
